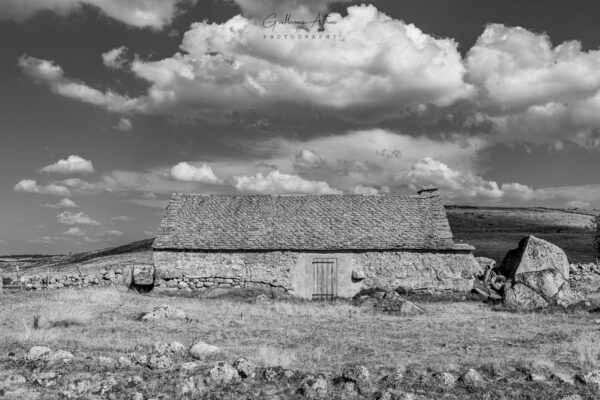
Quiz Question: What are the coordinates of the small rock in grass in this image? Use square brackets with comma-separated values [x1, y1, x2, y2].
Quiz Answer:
[141, 305, 186, 321]
[208, 362, 239, 384]
[148, 353, 173, 370]
[26, 346, 52, 361]
[232, 357, 256, 379]
[153, 341, 186, 356]
[96, 356, 116, 368]
[46, 350, 74, 364]
[189, 341, 220, 360]
[34, 371, 58, 387]
[180, 362, 201, 372]
[342, 364, 371, 384]
[3, 374, 27, 385]
[379, 369, 404, 388]
[529, 373, 546, 382]
[460, 369, 484, 387]
[131, 392, 144, 400]
[117, 355, 134, 368]
[433, 372, 456, 387]
[551, 372, 575, 385]
[299, 375, 328, 398]
[130, 353, 148, 366]
[578, 370, 600, 387]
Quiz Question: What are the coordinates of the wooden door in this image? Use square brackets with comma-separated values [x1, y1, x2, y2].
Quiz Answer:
[312, 258, 337, 299]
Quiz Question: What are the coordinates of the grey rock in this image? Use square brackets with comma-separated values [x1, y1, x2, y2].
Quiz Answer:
[132, 265, 154, 285]
[232, 357, 256, 379]
[529, 373, 546, 382]
[189, 341, 220, 359]
[504, 283, 549, 310]
[46, 350, 74, 364]
[460, 369, 484, 387]
[579, 370, 600, 387]
[180, 362, 201, 372]
[515, 269, 564, 298]
[551, 371, 575, 385]
[342, 364, 370, 384]
[153, 341, 186, 356]
[299, 375, 328, 398]
[34, 371, 58, 387]
[352, 269, 366, 281]
[498, 235, 570, 279]
[148, 353, 173, 370]
[96, 356, 116, 368]
[433, 372, 456, 387]
[26, 346, 52, 361]
[3, 374, 26, 385]
[117, 355, 134, 368]
[208, 362, 239, 384]
[142, 305, 186, 321]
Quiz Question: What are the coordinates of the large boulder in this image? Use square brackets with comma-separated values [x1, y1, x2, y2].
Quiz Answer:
[498, 236, 569, 280]
[132, 265, 154, 286]
[500, 236, 583, 310]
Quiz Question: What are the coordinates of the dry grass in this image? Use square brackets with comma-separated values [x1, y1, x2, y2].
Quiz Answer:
[0, 286, 597, 378]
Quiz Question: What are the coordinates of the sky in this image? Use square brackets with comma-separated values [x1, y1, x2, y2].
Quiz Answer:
[1, 0, 600, 254]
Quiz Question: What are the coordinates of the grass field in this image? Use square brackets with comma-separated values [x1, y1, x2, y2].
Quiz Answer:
[1, 286, 600, 399]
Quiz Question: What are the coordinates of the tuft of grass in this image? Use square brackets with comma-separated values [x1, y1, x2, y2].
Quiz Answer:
[573, 334, 600, 370]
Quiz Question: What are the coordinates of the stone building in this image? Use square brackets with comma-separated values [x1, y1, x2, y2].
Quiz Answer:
[152, 189, 480, 298]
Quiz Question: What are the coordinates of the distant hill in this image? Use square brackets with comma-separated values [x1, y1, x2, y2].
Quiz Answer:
[1, 206, 597, 278]
[446, 206, 597, 263]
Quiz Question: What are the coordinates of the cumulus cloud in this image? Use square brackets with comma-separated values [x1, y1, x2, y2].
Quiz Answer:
[400, 157, 600, 208]
[0, 0, 196, 29]
[14, 179, 72, 197]
[39, 155, 94, 174]
[114, 117, 132, 132]
[465, 24, 600, 148]
[142, 230, 154, 236]
[58, 178, 105, 194]
[18, 56, 138, 112]
[234, 170, 342, 194]
[20, 5, 471, 122]
[43, 198, 79, 209]
[169, 162, 223, 184]
[102, 46, 128, 69]
[64, 227, 86, 236]
[57, 211, 101, 226]
[293, 149, 325, 169]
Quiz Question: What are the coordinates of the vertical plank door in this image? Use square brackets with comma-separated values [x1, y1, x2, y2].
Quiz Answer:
[312, 258, 337, 299]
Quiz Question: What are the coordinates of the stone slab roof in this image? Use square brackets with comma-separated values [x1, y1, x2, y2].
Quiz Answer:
[152, 192, 469, 251]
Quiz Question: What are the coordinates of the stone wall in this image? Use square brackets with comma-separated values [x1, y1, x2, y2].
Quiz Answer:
[153, 250, 480, 298]
[3, 266, 132, 291]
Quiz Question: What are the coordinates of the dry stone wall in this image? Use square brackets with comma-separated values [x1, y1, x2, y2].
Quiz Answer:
[3, 266, 133, 291]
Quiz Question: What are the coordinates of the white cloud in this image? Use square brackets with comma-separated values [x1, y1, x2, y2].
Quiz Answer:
[0, 0, 195, 29]
[59, 178, 104, 194]
[43, 197, 79, 209]
[83, 235, 101, 243]
[18, 56, 138, 112]
[170, 162, 223, 184]
[110, 215, 134, 222]
[40, 155, 94, 174]
[349, 185, 380, 195]
[64, 227, 86, 236]
[114, 117, 132, 132]
[14, 179, 72, 197]
[20, 5, 471, 122]
[293, 149, 325, 169]
[102, 46, 128, 69]
[57, 211, 101, 226]
[234, 170, 342, 194]
[466, 24, 600, 148]
[143, 230, 154, 236]
[565, 200, 591, 209]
